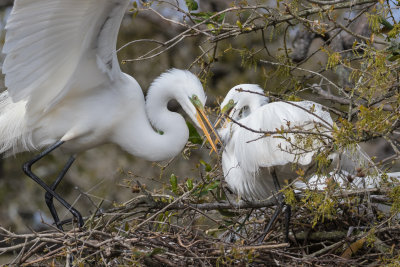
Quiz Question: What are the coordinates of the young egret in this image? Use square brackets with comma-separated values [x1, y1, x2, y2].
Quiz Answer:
[0, 0, 218, 229]
[216, 84, 335, 241]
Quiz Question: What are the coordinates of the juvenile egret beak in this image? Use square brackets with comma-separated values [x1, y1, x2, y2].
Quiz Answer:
[213, 113, 224, 129]
[190, 96, 221, 154]
[214, 99, 236, 129]
[214, 114, 231, 130]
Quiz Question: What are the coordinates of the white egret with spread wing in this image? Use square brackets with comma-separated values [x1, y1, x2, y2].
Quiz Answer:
[0, 0, 218, 229]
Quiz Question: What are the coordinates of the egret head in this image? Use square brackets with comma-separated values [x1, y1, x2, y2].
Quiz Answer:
[216, 84, 269, 128]
[220, 84, 268, 120]
[151, 69, 220, 153]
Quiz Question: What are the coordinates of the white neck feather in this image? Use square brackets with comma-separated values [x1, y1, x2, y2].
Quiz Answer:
[113, 76, 189, 162]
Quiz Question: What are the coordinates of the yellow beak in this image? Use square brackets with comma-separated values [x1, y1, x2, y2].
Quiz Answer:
[215, 100, 235, 130]
[214, 106, 234, 130]
[195, 106, 221, 154]
[214, 114, 230, 129]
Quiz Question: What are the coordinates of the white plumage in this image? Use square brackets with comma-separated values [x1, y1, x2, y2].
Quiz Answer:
[218, 85, 336, 200]
[0, 0, 217, 160]
[0, 0, 218, 227]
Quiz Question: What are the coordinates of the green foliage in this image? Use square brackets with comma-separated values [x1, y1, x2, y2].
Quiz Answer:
[185, 0, 198, 11]
[333, 104, 399, 147]
[315, 150, 335, 173]
[367, 12, 383, 33]
[216, 246, 257, 266]
[381, 253, 400, 267]
[186, 121, 202, 144]
[387, 24, 400, 39]
[302, 190, 338, 227]
[389, 186, 400, 215]
[195, 180, 220, 197]
[365, 228, 377, 247]
[169, 174, 179, 195]
[191, 12, 225, 24]
[155, 211, 177, 232]
[186, 178, 194, 190]
[322, 47, 341, 70]
[200, 159, 212, 172]
[282, 186, 296, 206]
[387, 41, 400, 61]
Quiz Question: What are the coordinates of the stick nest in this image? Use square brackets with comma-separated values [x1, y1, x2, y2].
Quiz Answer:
[1, 180, 400, 266]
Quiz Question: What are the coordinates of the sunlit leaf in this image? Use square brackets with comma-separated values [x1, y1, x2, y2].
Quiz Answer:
[236, 20, 243, 30]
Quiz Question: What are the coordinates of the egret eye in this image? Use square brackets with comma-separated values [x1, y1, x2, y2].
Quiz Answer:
[228, 99, 234, 105]
[192, 95, 198, 101]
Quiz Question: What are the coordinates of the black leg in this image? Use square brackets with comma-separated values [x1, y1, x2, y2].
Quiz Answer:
[23, 141, 84, 228]
[257, 168, 291, 243]
[284, 203, 291, 243]
[257, 195, 284, 243]
[44, 155, 76, 230]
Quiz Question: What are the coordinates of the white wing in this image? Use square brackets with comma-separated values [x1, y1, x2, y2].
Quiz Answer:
[233, 101, 333, 175]
[2, 0, 130, 116]
[221, 101, 334, 199]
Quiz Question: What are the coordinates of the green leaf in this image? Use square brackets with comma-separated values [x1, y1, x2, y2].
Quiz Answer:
[186, 121, 202, 144]
[200, 159, 212, 172]
[186, 178, 193, 190]
[185, 0, 198, 11]
[196, 181, 220, 197]
[216, 13, 225, 24]
[378, 16, 394, 31]
[236, 20, 243, 30]
[207, 24, 216, 30]
[170, 174, 178, 194]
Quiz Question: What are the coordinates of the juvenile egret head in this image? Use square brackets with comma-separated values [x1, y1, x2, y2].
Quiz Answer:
[215, 84, 269, 128]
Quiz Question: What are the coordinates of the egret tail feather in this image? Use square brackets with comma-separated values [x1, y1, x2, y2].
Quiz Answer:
[0, 91, 35, 157]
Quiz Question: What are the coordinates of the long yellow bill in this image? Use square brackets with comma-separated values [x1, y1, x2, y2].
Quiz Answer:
[214, 114, 223, 129]
[195, 107, 219, 154]
[198, 106, 222, 145]
[190, 95, 222, 154]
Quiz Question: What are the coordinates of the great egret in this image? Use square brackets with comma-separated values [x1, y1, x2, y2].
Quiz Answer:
[217, 84, 335, 200]
[0, 0, 219, 229]
[216, 84, 336, 241]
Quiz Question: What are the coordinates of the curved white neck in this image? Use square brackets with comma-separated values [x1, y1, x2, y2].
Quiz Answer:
[113, 78, 188, 162]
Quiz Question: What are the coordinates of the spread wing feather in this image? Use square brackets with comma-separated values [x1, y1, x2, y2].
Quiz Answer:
[2, 0, 130, 116]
